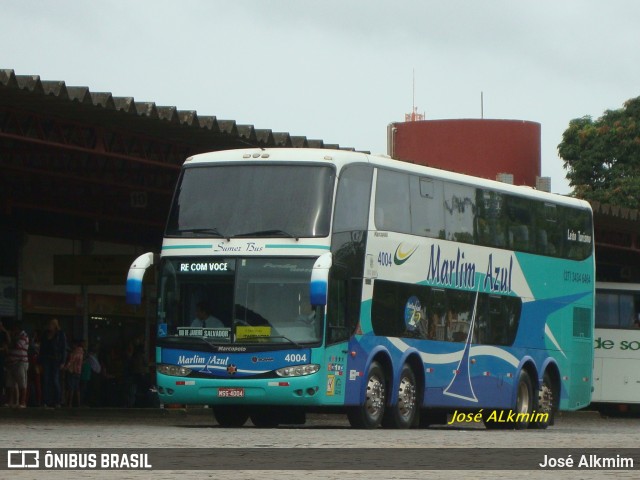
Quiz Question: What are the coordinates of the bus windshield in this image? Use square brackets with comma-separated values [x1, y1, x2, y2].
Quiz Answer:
[157, 257, 322, 345]
[165, 164, 335, 238]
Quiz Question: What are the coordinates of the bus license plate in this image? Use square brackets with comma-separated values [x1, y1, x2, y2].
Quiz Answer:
[218, 387, 244, 398]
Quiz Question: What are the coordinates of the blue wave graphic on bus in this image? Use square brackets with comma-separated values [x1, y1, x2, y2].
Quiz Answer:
[347, 289, 592, 408]
[350, 337, 521, 408]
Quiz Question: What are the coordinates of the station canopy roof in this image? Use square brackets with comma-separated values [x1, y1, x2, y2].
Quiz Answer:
[0, 68, 360, 248]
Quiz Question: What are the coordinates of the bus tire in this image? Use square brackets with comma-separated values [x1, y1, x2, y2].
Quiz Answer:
[213, 406, 249, 427]
[382, 364, 418, 429]
[250, 410, 280, 428]
[347, 361, 386, 429]
[530, 371, 556, 429]
[513, 369, 534, 430]
[482, 370, 533, 430]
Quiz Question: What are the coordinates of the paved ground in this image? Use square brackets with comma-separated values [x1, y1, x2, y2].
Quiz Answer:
[0, 407, 638, 479]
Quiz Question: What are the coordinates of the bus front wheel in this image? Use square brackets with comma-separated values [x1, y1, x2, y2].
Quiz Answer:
[347, 361, 386, 429]
[250, 411, 280, 428]
[213, 406, 249, 427]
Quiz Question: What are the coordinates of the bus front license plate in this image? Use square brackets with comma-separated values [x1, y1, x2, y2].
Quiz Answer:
[218, 387, 245, 398]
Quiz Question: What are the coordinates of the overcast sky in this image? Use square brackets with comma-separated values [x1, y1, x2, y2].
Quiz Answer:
[3, 0, 640, 194]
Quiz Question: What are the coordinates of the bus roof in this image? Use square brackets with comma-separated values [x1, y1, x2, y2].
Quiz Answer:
[186, 148, 591, 211]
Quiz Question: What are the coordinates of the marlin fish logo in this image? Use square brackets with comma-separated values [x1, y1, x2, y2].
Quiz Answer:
[394, 243, 418, 265]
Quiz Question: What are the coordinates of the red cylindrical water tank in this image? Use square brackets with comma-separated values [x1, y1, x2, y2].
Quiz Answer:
[389, 119, 541, 187]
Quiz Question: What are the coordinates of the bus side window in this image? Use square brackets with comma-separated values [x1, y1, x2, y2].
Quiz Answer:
[509, 225, 529, 251]
[326, 267, 354, 344]
[475, 294, 521, 346]
[410, 176, 445, 238]
[506, 198, 532, 253]
[541, 203, 563, 257]
[375, 169, 411, 234]
[326, 277, 345, 344]
[333, 165, 372, 233]
[537, 229, 549, 255]
[619, 294, 635, 329]
[444, 182, 476, 245]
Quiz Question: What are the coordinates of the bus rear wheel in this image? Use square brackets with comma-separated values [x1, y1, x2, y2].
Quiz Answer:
[213, 406, 249, 427]
[482, 370, 533, 430]
[382, 364, 418, 429]
[347, 361, 386, 429]
[513, 370, 534, 430]
[530, 372, 556, 429]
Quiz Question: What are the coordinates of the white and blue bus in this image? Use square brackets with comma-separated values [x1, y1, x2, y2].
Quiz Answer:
[592, 282, 640, 414]
[127, 148, 594, 429]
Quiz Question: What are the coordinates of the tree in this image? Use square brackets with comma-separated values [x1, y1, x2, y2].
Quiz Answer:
[558, 96, 640, 208]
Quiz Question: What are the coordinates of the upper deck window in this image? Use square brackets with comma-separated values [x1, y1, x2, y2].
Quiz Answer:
[333, 164, 373, 233]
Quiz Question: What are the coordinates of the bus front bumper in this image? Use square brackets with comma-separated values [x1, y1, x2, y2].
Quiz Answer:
[156, 372, 325, 406]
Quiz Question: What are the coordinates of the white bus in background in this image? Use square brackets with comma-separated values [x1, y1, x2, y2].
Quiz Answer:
[592, 282, 640, 414]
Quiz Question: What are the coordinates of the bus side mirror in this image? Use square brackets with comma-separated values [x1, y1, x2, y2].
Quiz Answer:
[310, 252, 332, 306]
[126, 252, 155, 305]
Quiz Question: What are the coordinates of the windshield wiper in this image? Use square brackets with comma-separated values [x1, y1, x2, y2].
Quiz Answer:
[233, 229, 299, 240]
[198, 334, 305, 350]
[156, 335, 229, 351]
[178, 227, 228, 239]
[266, 335, 304, 349]
[197, 336, 226, 349]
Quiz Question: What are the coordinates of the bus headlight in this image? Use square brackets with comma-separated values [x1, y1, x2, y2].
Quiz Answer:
[275, 364, 320, 377]
[157, 364, 192, 377]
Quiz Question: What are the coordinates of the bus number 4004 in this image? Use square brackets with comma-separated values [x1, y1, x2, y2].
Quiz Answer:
[378, 252, 392, 267]
[285, 354, 308, 362]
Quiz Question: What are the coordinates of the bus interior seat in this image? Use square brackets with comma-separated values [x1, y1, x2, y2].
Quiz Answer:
[509, 225, 529, 250]
[537, 230, 548, 253]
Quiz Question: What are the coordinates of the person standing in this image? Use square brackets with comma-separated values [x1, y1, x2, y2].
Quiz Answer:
[27, 331, 42, 407]
[0, 318, 9, 406]
[6, 321, 29, 408]
[83, 344, 101, 406]
[64, 340, 84, 407]
[40, 318, 67, 408]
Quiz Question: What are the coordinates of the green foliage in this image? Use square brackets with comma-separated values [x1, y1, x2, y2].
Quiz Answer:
[558, 96, 640, 207]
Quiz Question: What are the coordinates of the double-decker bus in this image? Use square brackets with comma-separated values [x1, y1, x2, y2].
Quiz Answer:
[127, 148, 595, 429]
[592, 282, 640, 414]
